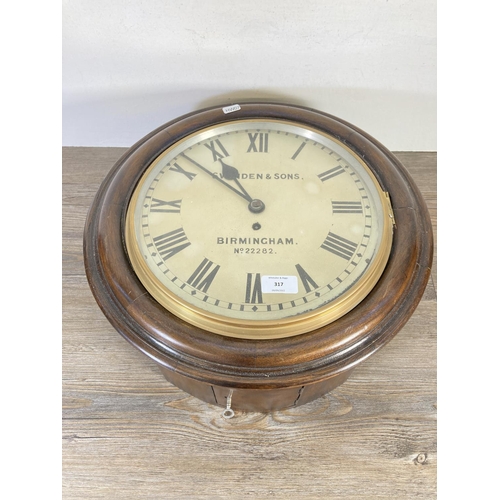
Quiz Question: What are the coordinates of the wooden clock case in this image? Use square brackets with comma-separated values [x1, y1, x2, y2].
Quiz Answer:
[83, 103, 433, 413]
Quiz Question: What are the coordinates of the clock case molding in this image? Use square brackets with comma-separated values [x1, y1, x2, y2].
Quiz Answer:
[83, 103, 433, 413]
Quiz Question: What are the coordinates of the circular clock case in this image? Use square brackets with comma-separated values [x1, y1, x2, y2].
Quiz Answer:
[83, 103, 433, 414]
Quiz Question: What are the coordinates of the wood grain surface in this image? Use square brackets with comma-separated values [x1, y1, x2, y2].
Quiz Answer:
[63, 147, 437, 499]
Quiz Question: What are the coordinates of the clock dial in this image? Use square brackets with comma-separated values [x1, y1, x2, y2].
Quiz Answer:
[125, 119, 393, 339]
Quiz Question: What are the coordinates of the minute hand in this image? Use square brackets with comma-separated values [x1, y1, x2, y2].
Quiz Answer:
[179, 152, 253, 203]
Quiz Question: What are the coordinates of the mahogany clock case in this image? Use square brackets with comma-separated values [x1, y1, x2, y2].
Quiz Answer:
[83, 103, 433, 413]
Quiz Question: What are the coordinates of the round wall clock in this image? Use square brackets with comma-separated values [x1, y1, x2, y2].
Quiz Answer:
[84, 102, 433, 416]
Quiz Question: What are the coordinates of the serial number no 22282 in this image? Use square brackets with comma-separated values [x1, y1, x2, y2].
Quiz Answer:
[234, 247, 276, 254]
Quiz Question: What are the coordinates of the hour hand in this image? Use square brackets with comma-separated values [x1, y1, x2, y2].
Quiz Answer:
[180, 152, 252, 203]
[220, 159, 240, 181]
[219, 159, 257, 208]
[179, 153, 265, 213]
[219, 160, 265, 214]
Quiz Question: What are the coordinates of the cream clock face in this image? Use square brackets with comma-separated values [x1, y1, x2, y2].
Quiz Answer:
[125, 119, 393, 339]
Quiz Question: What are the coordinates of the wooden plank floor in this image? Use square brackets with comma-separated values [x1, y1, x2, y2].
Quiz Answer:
[62, 148, 437, 499]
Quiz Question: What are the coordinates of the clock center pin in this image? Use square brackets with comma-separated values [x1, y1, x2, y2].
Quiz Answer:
[248, 199, 265, 213]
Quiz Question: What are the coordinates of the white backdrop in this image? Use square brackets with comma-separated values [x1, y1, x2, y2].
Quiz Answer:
[62, 0, 436, 150]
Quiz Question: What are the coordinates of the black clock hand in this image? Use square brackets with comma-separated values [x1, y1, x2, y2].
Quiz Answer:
[219, 158, 265, 213]
[180, 153, 265, 213]
[179, 152, 253, 203]
[220, 159, 239, 181]
[219, 159, 253, 202]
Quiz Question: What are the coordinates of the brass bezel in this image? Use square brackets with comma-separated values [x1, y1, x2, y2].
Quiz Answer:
[125, 119, 394, 339]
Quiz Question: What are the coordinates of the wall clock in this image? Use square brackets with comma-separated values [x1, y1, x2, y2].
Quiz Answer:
[84, 102, 433, 416]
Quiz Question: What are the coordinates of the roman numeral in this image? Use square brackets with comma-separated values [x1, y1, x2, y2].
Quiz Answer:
[150, 198, 182, 213]
[170, 162, 196, 181]
[245, 273, 263, 303]
[247, 133, 269, 153]
[295, 264, 319, 293]
[331, 200, 363, 214]
[153, 228, 191, 261]
[291, 142, 306, 160]
[187, 258, 220, 292]
[321, 232, 357, 260]
[205, 139, 229, 162]
[318, 165, 344, 182]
